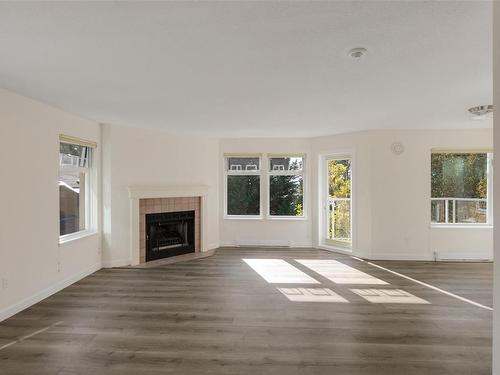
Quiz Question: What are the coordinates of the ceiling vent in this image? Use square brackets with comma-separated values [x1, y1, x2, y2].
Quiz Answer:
[348, 47, 367, 59]
[468, 105, 493, 120]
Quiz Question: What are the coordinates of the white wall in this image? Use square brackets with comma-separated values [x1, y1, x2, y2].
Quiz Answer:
[0, 88, 102, 321]
[492, 2, 499, 373]
[101, 124, 220, 267]
[311, 129, 493, 260]
[219, 137, 313, 247]
[218, 130, 492, 260]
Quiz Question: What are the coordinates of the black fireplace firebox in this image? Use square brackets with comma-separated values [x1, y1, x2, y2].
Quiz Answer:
[145, 210, 195, 262]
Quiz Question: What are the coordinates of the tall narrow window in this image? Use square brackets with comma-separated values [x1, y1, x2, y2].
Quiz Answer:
[326, 157, 352, 247]
[431, 151, 492, 225]
[269, 156, 304, 217]
[59, 137, 96, 239]
[225, 156, 261, 217]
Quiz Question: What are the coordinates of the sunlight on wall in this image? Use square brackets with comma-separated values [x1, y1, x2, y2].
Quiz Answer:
[296, 259, 388, 285]
[350, 288, 430, 304]
[278, 288, 348, 303]
[243, 259, 320, 284]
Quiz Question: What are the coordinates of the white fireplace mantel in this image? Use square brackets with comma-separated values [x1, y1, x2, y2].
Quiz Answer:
[128, 185, 211, 265]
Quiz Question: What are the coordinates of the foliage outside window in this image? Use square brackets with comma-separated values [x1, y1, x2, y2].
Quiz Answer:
[226, 157, 261, 216]
[327, 158, 352, 246]
[59, 142, 94, 237]
[431, 152, 491, 225]
[269, 156, 304, 217]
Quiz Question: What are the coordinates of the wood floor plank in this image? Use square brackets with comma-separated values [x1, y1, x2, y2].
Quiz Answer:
[0, 248, 493, 374]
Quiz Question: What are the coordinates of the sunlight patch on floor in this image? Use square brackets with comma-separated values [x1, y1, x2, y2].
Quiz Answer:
[243, 259, 320, 284]
[350, 288, 430, 304]
[296, 259, 388, 285]
[278, 287, 349, 303]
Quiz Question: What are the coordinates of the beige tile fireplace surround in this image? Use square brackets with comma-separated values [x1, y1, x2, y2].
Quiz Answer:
[139, 197, 201, 264]
[128, 185, 210, 265]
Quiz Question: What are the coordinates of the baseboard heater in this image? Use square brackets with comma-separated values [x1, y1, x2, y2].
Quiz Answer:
[234, 240, 292, 248]
[434, 251, 492, 262]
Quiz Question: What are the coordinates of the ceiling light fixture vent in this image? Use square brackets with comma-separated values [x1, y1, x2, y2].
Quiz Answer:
[348, 47, 367, 59]
[468, 105, 493, 120]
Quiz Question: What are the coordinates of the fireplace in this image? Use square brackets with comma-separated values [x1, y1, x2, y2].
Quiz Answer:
[131, 192, 205, 265]
[146, 210, 195, 261]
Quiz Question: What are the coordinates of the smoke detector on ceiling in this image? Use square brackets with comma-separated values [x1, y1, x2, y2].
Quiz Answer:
[468, 105, 493, 120]
[348, 47, 367, 59]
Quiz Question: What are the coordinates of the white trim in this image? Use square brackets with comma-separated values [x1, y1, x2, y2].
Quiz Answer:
[267, 215, 307, 221]
[59, 141, 98, 242]
[102, 258, 131, 268]
[59, 230, 98, 245]
[361, 252, 434, 261]
[223, 155, 263, 218]
[206, 243, 220, 251]
[268, 154, 306, 219]
[319, 151, 356, 251]
[128, 185, 209, 199]
[430, 152, 493, 226]
[224, 215, 263, 220]
[317, 244, 353, 255]
[0, 262, 101, 323]
[431, 224, 493, 229]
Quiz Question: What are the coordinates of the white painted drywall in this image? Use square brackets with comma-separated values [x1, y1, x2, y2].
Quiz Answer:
[0, 88, 102, 321]
[310, 129, 493, 260]
[101, 124, 220, 267]
[492, 2, 499, 373]
[219, 138, 312, 247]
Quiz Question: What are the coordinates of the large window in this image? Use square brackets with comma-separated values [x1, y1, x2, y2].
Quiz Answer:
[269, 156, 304, 217]
[431, 151, 492, 225]
[326, 157, 352, 247]
[225, 156, 261, 217]
[59, 137, 96, 240]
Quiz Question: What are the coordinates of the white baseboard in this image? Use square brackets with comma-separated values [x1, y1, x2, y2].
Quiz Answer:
[219, 240, 313, 248]
[205, 243, 220, 251]
[101, 258, 131, 268]
[0, 262, 102, 323]
[366, 252, 492, 262]
[316, 244, 353, 256]
[363, 253, 434, 261]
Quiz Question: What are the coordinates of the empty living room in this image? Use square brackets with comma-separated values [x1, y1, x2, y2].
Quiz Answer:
[1, 1, 500, 374]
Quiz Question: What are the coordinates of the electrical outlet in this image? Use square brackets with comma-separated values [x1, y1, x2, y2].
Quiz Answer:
[1, 278, 8, 290]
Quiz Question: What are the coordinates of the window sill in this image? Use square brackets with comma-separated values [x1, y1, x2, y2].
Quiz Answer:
[430, 224, 493, 229]
[224, 215, 263, 220]
[59, 230, 98, 246]
[267, 216, 307, 221]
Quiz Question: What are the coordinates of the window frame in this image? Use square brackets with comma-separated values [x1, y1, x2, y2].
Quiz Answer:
[322, 152, 354, 250]
[224, 154, 263, 219]
[58, 139, 98, 244]
[430, 151, 493, 228]
[267, 154, 306, 220]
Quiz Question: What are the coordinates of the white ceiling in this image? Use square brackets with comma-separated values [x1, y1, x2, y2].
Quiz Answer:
[0, 1, 492, 137]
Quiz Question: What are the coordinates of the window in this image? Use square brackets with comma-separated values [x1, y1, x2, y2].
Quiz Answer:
[326, 157, 352, 247]
[59, 137, 96, 240]
[269, 156, 304, 217]
[431, 152, 492, 225]
[225, 156, 261, 217]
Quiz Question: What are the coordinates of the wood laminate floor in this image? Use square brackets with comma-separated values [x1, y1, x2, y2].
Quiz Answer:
[0, 248, 493, 374]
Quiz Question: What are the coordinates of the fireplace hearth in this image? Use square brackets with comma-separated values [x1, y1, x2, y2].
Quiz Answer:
[146, 210, 195, 261]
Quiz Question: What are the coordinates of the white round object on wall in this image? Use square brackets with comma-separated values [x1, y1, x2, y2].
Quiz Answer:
[390, 142, 405, 155]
